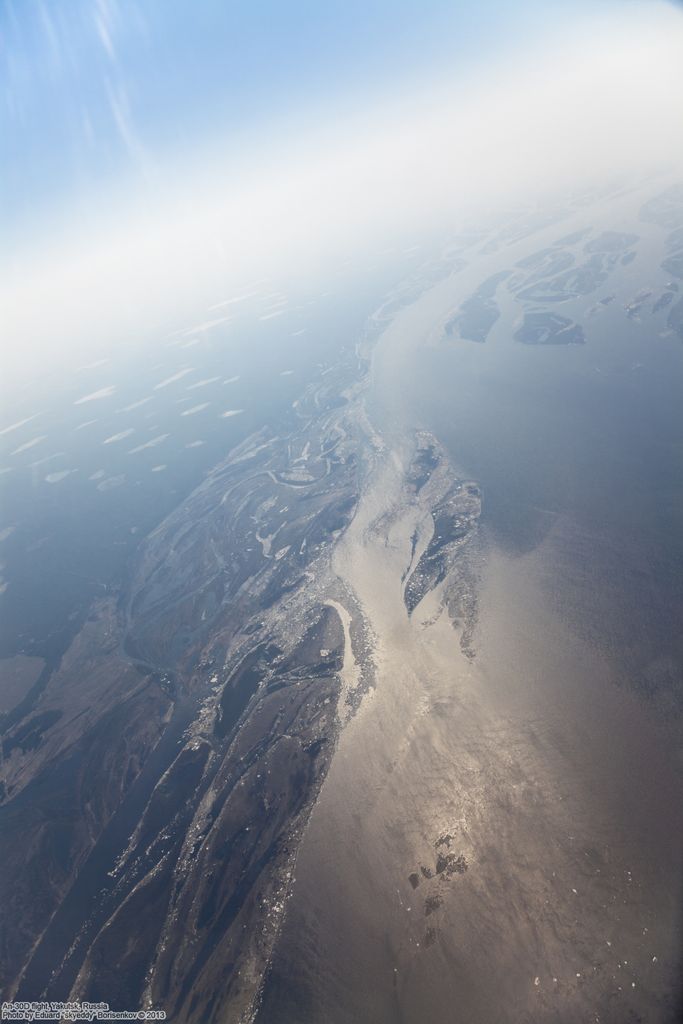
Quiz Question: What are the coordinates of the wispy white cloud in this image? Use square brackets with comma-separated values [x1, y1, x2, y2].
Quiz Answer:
[4, 2, 683, 381]
[105, 77, 149, 169]
[94, 0, 117, 61]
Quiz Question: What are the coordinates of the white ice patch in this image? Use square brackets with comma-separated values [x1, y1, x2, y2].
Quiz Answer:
[182, 315, 233, 335]
[74, 386, 116, 404]
[118, 397, 153, 412]
[128, 434, 169, 453]
[45, 470, 75, 483]
[0, 416, 38, 437]
[208, 291, 259, 311]
[11, 436, 47, 456]
[103, 428, 135, 444]
[97, 474, 125, 491]
[181, 403, 210, 416]
[76, 358, 109, 372]
[154, 368, 194, 390]
[186, 377, 221, 390]
[30, 452, 66, 468]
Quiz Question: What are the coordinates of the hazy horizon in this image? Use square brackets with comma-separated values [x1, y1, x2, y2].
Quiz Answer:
[3, 1, 683, 382]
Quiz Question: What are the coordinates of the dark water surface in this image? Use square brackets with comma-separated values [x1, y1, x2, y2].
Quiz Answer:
[0, 250, 420, 665]
[261, 191, 683, 1024]
[417, 287, 683, 702]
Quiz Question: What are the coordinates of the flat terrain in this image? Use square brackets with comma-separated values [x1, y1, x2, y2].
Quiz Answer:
[260, 180, 683, 1024]
[2, 178, 682, 1023]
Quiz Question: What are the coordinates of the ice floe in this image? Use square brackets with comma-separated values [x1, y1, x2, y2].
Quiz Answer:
[45, 470, 75, 483]
[97, 474, 125, 491]
[118, 397, 153, 412]
[11, 436, 47, 456]
[182, 315, 232, 335]
[128, 434, 169, 453]
[76, 358, 109, 372]
[186, 376, 221, 390]
[30, 452, 66, 468]
[103, 428, 135, 444]
[208, 291, 259, 311]
[154, 368, 194, 390]
[74, 386, 116, 404]
[0, 416, 38, 437]
[181, 403, 210, 416]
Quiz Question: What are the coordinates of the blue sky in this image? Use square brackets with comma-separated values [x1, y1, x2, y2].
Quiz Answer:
[3, 0, 682, 380]
[2, 0, 622, 233]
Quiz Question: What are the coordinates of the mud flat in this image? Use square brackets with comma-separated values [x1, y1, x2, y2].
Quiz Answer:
[3, 180, 683, 1024]
[0, 654, 45, 714]
[3, 349, 372, 1022]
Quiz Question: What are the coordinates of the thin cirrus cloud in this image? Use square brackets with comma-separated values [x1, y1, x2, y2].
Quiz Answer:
[2, 2, 683, 385]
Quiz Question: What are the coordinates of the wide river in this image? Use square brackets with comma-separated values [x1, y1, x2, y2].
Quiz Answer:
[260, 180, 683, 1024]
